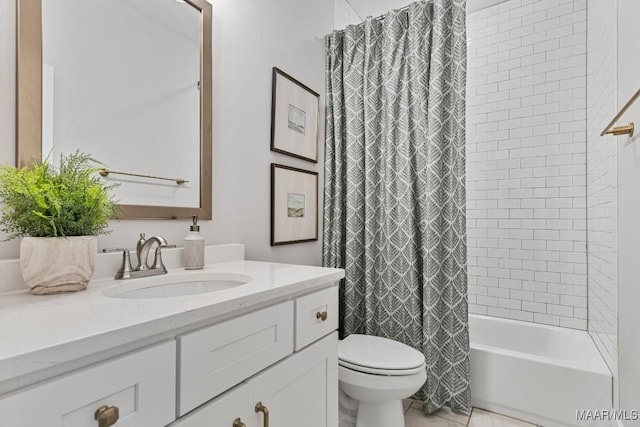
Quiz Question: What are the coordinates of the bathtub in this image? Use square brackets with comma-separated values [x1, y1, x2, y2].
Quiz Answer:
[469, 314, 612, 427]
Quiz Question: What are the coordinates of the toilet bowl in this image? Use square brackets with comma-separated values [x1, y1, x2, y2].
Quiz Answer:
[338, 334, 427, 427]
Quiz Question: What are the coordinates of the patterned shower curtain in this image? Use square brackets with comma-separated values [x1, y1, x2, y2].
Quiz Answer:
[323, 0, 470, 413]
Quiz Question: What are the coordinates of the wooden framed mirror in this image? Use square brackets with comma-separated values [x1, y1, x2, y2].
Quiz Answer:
[16, 0, 212, 220]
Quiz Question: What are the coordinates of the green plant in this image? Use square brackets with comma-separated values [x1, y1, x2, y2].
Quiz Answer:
[0, 151, 120, 239]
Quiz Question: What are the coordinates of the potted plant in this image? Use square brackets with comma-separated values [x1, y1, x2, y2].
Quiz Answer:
[0, 151, 120, 295]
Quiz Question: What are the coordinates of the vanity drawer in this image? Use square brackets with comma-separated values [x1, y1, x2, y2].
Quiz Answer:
[178, 301, 294, 416]
[0, 341, 176, 427]
[295, 285, 339, 350]
[170, 383, 249, 427]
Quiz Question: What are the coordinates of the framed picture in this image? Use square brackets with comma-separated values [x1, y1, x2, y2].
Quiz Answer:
[271, 164, 318, 245]
[270, 67, 320, 163]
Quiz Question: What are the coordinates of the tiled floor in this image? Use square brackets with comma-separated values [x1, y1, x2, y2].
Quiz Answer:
[403, 400, 539, 427]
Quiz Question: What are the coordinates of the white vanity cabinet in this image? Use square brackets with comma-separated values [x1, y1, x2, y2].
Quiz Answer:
[0, 341, 176, 427]
[0, 280, 340, 427]
[171, 383, 251, 427]
[173, 334, 337, 427]
[174, 286, 339, 427]
[246, 333, 338, 427]
[178, 301, 295, 415]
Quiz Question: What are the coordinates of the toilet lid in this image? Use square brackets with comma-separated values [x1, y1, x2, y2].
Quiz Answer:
[338, 334, 425, 372]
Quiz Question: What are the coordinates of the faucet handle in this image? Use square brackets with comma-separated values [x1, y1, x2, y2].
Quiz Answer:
[103, 248, 134, 280]
[150, 244, 176, 272]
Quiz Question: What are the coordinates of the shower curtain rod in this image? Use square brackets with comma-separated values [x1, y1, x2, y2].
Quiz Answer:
[368, 5, 410, 21]
[362, 0, 513, 22]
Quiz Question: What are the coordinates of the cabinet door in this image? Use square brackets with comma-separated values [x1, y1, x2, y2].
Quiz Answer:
[170, 383, 249, 427]
[0, 341, 176, 427]
[248, 332, 338, 427]
[178, 301, 293, 415]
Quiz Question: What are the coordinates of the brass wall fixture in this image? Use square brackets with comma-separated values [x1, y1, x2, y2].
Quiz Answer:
[604, 123, 634, 137]
[98, 168, 189, 186]
[94, 405, 119, 427]
[316, 311, 328, 321]
[601, 88, 640, 137]
[255, 402, 270, 427]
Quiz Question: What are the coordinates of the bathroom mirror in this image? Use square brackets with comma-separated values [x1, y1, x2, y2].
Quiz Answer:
[16, 0, 212, 220]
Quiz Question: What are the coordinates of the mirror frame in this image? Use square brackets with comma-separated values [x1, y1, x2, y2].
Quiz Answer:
[16, 0, 212, 220]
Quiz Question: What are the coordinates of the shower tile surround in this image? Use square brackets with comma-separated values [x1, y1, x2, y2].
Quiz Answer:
[466, 0, 588, 329]
[586, 0, 618, 399]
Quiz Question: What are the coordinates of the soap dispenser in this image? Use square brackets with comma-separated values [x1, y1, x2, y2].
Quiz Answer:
[183, 216, 204, 270]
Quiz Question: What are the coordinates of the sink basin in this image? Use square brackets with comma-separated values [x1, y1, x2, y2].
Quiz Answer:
[103, 273, 252, 299]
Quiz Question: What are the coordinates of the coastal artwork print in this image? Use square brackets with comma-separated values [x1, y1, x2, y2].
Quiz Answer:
[271, 164, 318, 245]
[287, 193, 305, 217]
[288, 105, 306, 135]
[271, 67, 319, 162]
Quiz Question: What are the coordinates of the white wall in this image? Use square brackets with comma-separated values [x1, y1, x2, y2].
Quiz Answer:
[333, 0, 362, 29]
[586, 0, 640, 415]
[586, 0, 618, 406]
[0, 0, 333, 266]
[616, 0, 640, 419]
[466, 0, 588, 329]
[333, 0, 410, 29]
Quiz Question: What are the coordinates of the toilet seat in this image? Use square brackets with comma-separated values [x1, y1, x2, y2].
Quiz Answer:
[338, 334, 425, 376]
[339, 359, 426, 376]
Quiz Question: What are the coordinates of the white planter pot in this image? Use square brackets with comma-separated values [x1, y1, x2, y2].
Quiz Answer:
[20, 236, 98, 295]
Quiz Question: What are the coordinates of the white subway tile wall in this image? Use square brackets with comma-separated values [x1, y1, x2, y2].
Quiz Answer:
[466, 0, 588, 329]
[586, 0, 618, 388]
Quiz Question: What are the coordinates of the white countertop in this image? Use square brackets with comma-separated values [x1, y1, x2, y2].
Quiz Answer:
[0, 260, 344, 386]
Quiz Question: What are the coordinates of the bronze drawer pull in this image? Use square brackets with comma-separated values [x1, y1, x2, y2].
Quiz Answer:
[316, 311, 328, 321]
[255, 401, 270, 427]
[233, 418, 247, 427]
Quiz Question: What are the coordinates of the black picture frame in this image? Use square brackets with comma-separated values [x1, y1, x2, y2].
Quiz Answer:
[270, 67, 320, 163]
[271, 163, 319, 245]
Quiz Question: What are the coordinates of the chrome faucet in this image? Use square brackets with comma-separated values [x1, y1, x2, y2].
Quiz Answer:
[136, 234, 169, 270]
[103, 234, 175, 280]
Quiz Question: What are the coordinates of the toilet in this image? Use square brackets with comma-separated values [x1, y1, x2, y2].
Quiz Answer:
[338, 334, 427, 427]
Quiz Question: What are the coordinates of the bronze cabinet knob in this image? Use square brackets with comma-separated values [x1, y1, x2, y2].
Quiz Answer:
[316, 311, 328, 321]
[94, 405, 119, 427]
